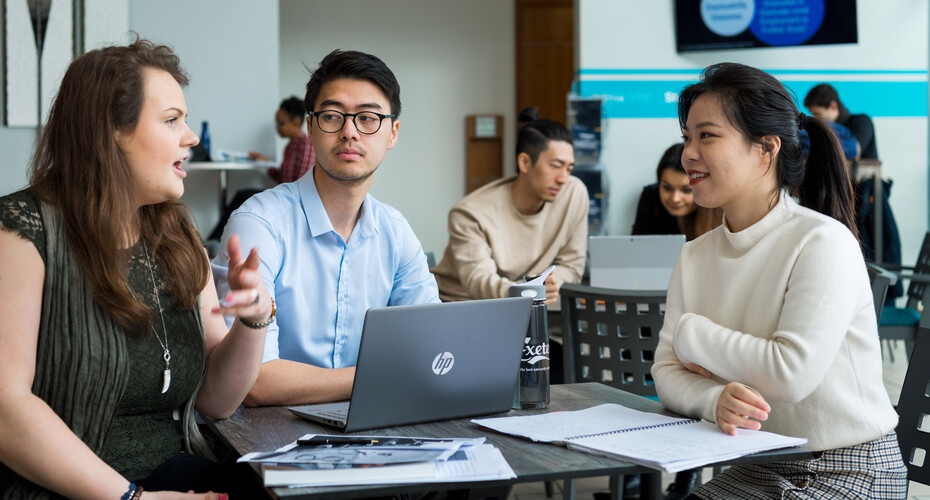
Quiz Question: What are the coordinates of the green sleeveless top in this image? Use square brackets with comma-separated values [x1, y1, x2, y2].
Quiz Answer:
[0, 190, 211, 498]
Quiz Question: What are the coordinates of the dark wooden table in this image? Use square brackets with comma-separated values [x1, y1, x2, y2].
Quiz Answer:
[206, 383, 811, 499]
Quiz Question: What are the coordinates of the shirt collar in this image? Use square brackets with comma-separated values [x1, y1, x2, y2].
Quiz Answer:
[355, 196, 378, 238]
[298, 167, 335, 238]
[297, 166, 379, 240]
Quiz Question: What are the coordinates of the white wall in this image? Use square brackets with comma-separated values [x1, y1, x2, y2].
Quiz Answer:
[279, 0, 516, 256]
[0, 0, 130, 197]
[577, 0, 929, 267]
[130, 0, 280, 238]
[0, 0, 278, 240]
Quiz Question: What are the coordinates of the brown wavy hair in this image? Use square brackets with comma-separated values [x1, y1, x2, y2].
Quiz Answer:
[29, 38, 209, 334]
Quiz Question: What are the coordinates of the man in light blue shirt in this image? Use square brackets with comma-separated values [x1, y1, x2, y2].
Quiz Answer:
[212, 49, 439, 406]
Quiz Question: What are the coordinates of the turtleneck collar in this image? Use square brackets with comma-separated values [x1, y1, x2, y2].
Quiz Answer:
[720, 190, 794, 253]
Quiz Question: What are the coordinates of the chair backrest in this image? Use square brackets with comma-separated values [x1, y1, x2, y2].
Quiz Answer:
[895, 327, 930, 485]
[904, 232, 930, 309]
[425, 251, 437, 269]
[867, 263, 895, 322]
[560, 283, 666, 397]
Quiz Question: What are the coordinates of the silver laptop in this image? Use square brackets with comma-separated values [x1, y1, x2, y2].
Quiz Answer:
[589, 235, 686, 290]
[289, 297, 533, 432]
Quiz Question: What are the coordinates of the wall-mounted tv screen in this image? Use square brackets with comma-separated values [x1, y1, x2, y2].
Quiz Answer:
[676, 0, 858, 52]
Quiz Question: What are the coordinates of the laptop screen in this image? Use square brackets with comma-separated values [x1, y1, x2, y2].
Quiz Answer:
[292, 297, 533, 432]
[589, 235, 686, 290]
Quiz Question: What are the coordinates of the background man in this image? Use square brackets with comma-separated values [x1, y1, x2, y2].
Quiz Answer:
[804, 83, 878, 160]
[431, 107, 588, 306]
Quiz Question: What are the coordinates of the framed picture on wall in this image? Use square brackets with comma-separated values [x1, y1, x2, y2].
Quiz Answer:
[2, 0, 128, 127]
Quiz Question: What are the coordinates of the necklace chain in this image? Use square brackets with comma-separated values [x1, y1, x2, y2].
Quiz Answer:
[139, 241, 171, 393]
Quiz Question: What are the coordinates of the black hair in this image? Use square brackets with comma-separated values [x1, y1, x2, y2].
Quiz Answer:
[304, 49, 401, 118]
[678, 63, 857, 238]
[516, 106, 573, 165]
[803, 83, 850, 117]
[279, 96, 305, 120]
[655, 143, 686, 182]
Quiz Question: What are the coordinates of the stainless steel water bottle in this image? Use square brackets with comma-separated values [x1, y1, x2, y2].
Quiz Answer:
[509, 282, 550, 409]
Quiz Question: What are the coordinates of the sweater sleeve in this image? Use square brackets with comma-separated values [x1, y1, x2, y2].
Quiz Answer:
[445, 206, 512, 299]
[652, 258, 727, 422]
[672, 225, 865, 404]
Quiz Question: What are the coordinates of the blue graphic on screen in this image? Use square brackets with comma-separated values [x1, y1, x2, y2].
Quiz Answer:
[676, 0, 855, 52]
[749, 0, 825, 46]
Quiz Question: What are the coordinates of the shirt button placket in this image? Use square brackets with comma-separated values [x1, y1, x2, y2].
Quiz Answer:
[334, 248, 348, 366]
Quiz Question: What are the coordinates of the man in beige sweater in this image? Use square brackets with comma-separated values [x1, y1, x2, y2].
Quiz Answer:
[431, 109, 588, 305]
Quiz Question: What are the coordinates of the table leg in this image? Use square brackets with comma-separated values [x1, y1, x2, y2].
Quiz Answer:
[219, 169, 229, 214]
[562, 478, 575, 500]
[641, 471, 663, 500]
[462, 484, 512, 499]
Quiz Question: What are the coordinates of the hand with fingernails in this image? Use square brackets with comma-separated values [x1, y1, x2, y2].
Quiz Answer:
[680, 361, 769, 435]
[716, 382, 770, 436]
[214, 234, 271, 324]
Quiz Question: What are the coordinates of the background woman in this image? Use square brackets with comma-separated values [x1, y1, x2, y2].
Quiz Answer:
[652, 62, 906, 498]
[632, 143, 721, 241]
[208, 96, 316, 241]
[247, 95, 315, 184]
[0, 39, 273, 498]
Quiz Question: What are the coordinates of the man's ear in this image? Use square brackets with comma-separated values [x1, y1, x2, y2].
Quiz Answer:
[829, 101, 839, 113]
[517, 152, 533, 174]
[385, 118, 399, 150]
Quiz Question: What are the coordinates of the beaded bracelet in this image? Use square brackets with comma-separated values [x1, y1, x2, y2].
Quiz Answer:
[121, 483, 139, 500]
[131, 485, 144, 500]
[239, 297, 276, 329]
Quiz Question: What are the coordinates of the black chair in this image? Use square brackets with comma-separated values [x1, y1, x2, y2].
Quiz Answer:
[895, 327, 930, 488]
[425, 251, 437, 269]
[867, 262, 896, 322]
[560, 284, 668, 500]
[561, 284, 666, 394]
[878, 232, 930, 361]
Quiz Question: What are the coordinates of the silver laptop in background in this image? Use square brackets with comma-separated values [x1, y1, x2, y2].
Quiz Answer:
[588, 235, 686, 290]
[289, 297, 533, 433]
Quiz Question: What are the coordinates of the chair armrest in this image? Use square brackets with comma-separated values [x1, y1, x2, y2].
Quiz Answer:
[896, 272, 930, 285]
[867, 262, 898, 286]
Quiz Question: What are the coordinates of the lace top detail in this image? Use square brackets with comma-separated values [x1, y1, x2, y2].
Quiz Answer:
[0, 189, 46, 259]
[0, 189, 205, 481]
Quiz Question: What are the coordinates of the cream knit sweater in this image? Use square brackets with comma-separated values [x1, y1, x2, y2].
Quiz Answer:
[652, 193, 898, 451]
[432, 175, 588, 302]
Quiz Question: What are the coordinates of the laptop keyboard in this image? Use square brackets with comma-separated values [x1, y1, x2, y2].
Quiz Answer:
[295, 401, 350, 420]
[314, 407, 349, 420]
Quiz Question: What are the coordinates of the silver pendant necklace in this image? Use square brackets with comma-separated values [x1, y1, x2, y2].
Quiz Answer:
[140, 241, 172, 394]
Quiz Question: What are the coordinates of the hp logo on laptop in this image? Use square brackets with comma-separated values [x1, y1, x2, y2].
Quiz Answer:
[432, 352, 454, 375]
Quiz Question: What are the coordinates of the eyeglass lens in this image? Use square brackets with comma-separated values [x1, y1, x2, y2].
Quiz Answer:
[315, 111, 386, 134]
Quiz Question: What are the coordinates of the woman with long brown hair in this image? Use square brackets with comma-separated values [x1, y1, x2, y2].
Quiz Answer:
[0, 39, 272, 498]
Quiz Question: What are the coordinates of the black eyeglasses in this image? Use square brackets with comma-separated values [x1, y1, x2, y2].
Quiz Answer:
[309, 110, 396, 135]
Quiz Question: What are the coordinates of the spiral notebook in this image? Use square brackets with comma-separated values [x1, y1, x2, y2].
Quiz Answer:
[472, 404, 807, 473]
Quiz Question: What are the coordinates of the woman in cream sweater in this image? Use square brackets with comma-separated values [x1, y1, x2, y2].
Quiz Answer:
[652, 62, 906, 499]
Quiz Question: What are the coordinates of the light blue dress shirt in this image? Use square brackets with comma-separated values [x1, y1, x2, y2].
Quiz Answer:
[212, 168, 440, 367]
